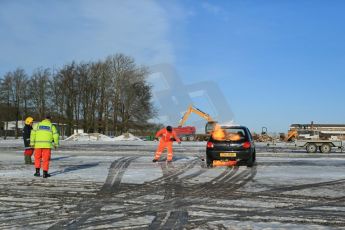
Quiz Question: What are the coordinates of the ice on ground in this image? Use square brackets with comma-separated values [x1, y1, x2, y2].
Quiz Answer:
[0, 153, 112, 183]
[121, 163, 162, 184]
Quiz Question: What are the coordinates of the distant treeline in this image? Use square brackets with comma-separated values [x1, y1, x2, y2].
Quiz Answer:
[0, 53, 161, 138]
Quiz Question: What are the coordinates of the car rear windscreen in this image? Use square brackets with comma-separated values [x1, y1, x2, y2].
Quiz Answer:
[211, 127, 247, 142]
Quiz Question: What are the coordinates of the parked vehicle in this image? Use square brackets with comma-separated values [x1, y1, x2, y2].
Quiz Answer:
[206, 126, 256, 167]
[284, 122, 345, 153]
[295, 140, 343, 153]
[285, 122, 345, 142]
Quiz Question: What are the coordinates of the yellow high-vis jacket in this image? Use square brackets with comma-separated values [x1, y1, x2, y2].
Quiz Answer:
[30, 119, 59, 149]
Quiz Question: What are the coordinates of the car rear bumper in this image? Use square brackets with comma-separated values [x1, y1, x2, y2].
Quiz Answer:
[206, 149, 252, 162]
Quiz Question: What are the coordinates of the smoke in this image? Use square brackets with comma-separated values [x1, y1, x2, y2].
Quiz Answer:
[148, 64, 235, 133]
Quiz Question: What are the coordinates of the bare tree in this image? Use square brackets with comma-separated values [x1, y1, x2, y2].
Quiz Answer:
[0, 53, 157, 138]
[56, 62, 78, 136]
[76, 63, 91, 133]
[0, 73, 14, 139]
[107, 54, 135, 134]
[29, 68, 51, 119]
[9, 69, 27, 138]
[106, 54, 155, 134]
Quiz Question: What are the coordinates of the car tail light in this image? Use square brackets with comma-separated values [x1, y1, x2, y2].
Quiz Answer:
[207, 141, 214, 149]
[242, 141, 251, 149]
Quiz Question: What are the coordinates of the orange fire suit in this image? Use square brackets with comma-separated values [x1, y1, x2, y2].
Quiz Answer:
[154, 128, 181, 161]
[34, 149, 51, 171]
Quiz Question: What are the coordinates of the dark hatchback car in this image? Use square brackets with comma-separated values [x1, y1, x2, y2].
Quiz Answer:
[206, 126, 256, 167]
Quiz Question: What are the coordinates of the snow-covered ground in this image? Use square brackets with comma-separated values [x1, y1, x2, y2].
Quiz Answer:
[0, 140, 345, 229]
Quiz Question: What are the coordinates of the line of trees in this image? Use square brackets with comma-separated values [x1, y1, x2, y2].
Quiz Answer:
[0, 54, 159, 138]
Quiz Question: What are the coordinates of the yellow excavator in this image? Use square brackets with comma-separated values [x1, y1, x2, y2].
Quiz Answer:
[174, 105, 218, 141]
[285, 129, 298, 142]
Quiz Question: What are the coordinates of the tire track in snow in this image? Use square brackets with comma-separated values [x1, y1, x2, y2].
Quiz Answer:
[264, 178, 345, 193]
[48, 156, 137, 230]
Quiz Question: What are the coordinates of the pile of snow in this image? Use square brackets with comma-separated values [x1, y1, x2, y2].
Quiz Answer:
[64, 132, 143, 142]
[113, 133, 143, 141]
[64, 133, 113, 142]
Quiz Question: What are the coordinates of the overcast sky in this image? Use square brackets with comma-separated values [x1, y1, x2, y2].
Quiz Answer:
[1, 0, 345, 132]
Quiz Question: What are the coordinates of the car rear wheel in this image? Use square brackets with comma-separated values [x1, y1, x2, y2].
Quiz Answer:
[206, 155, 213, 168]
[246, 153, 255, 167]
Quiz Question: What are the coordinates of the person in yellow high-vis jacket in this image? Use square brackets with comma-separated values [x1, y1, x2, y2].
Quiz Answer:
[30, 115, 59, 178]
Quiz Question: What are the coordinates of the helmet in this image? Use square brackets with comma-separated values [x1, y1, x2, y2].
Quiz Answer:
[166, 126, 173, 132]
[25, 117, 34, 125]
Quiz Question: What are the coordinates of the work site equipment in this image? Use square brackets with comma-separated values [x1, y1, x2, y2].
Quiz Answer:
[283, 122, 345, 142]
[287, 122, 345, 141]
[284, 122, 345, 153]
[284, 129, 298, 142]
[173, 105, 218, 141]
[253, 127, 273, 142]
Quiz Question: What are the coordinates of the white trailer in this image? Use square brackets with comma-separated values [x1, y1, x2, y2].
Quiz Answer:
[295, 140, 343, 153]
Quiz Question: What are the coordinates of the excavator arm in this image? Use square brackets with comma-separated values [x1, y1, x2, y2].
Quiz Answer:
[178, 105, 214, 127]
[285, 129, 298, 142]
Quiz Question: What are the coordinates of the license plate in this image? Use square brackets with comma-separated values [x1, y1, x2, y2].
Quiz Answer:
[220, 152, 236, 157]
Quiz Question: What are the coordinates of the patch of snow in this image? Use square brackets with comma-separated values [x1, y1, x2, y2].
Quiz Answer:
[83, 216, 155, 229]
[64, 133, 113, 142]
[207, 219, 331, 230]
[113, 133, 143, 141]
[309, 206, 345, 212]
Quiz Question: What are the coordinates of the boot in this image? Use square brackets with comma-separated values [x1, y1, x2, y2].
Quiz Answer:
[24, 155, 30, 164]
[43, 171, 51, 178]
[28, 156, 33, 164]
[152, 159, 158, 163]
[34, 168, 40, 177]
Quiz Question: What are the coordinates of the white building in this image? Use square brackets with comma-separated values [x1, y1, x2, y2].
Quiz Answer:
[3, 121, 25, 131]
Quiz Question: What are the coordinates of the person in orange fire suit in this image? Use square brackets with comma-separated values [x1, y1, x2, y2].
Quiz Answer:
[153, 126, 181, 162]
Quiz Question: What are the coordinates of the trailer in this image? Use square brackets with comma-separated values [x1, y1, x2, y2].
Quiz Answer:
[295, 140, 343, 153]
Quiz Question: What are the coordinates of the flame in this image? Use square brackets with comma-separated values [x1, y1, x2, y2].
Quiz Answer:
[212, 124, 226, 140]
[212, 124, 241, 141]
[213, 160, 237, 166]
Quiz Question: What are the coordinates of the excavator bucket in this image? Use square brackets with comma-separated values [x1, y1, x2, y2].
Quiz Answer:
[213, 160, 237, 167]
